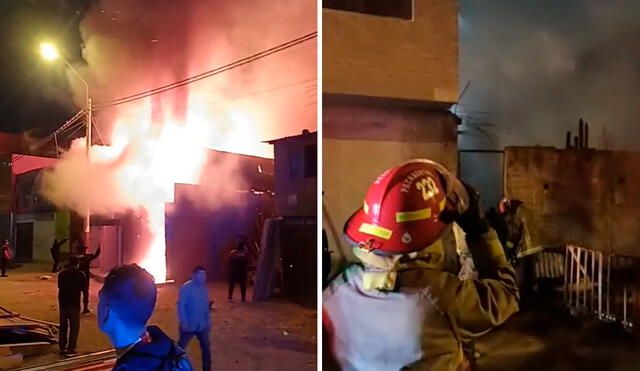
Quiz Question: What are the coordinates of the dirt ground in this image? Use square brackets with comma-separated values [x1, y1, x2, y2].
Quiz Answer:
[474, 289, 640, 371]
[0, 262, 317, 370]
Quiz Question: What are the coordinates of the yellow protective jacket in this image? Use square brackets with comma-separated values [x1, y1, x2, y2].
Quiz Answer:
[323, 230, 519, 371]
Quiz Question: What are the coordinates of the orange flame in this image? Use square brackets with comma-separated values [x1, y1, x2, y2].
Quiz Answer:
[69, 97, 267, 283]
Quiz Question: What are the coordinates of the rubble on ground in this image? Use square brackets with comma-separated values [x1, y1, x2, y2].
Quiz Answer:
[0, 306, 58, 369]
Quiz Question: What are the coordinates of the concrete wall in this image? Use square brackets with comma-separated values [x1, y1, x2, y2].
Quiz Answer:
[0, 155, 11, 212]
[272, 133, 317, 217]
[15, 212, 56, 261]
[504, 147, 640, 257]
[33, 218, 56, 261]
[54, 211, 71, 253]
[323, 0, 458, 103]
[323, 105, 458, 266]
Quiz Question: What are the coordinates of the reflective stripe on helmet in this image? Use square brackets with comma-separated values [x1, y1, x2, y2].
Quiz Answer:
[395, 199, 446, 223]
[395, 208, 431, 222]
[363, 201, 369, 215]
[358, 223, 393, 240]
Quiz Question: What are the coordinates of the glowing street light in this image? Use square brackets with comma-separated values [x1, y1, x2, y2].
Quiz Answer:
[40, 42, 59, 61]
[40, 41, 93, 250]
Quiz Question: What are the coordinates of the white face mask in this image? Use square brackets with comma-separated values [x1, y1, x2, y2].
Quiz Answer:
[353, 239, 446, 291]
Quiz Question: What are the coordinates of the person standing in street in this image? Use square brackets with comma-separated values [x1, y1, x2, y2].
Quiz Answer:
[178, 266, 211, 371]
[51, 237, 69, 273]
[1, 239, 11, 277]
[228, 237, 249, 302]
[57, 256, 85, 356]
[78, 245, 101, 313]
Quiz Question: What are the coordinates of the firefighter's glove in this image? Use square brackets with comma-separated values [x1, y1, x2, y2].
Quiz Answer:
[455, 182, 490, 238]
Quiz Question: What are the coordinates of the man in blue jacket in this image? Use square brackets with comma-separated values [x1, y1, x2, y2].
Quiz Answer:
[178, 266, 211, 371]
[98, 264, 192, 370]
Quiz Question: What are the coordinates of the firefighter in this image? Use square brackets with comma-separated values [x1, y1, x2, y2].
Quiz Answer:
[499, 198, 539, 309]
[323, 159, 519, 370]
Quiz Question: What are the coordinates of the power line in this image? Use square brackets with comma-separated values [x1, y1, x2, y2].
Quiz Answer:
[94, 31, 317, 110]
[60, 120, 86, 142]
[11, 110, 85, 164]
[40, 110, 85, 144]
[92, 117, 106, 145]
[19, 32, 317, 163]
[98, 77, 316, 121]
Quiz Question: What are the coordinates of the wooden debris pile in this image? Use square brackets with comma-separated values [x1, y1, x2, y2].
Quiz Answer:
[0, 306, 58, 369]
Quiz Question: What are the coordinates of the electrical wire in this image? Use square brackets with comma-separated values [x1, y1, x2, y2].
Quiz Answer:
[92, 117, 106, 145]
[11, 110, 85, 163]
[94, 31, 317, 110]
[97, 76, 316, 121]
[16, 32, 317, 163]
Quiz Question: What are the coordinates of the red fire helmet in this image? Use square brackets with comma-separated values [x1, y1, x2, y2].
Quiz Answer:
[344, 159, 466, 254]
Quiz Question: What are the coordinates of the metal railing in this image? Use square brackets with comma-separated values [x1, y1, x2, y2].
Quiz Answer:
[564, 245, 638, 330]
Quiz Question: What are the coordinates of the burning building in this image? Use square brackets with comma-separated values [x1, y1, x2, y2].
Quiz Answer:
[32, 0, 316, 283]
[8, 150, 274, 285]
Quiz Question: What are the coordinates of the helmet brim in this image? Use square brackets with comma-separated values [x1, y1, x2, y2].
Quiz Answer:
[343, 207, 370, 246]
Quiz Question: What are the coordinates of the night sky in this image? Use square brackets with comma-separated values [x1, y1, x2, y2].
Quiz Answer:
[459, 0, 640, 151]
[0, 0, 92, 135]
[0, 0, 317, 152]
[4, 1, 638, 148]
[458, 0, 640, 208]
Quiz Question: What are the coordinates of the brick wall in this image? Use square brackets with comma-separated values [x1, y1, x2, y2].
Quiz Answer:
[323, 0, 458, 103]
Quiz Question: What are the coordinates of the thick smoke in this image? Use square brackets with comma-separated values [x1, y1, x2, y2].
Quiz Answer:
[459, 0, 640, 151]
[39, 0, 314, 280]
[41, 0, 315, 215]
[77, 0, 316, 155]
[458, 0, 640, 209]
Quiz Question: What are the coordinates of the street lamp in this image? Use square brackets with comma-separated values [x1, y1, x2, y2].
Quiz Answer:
[40, 42, 92, 250]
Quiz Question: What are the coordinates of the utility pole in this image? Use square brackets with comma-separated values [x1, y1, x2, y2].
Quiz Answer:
[84, 97, 92, 248]
[40, 42, 93, 250]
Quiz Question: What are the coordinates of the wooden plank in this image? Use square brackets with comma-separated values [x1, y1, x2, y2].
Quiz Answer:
[15, 349, 117, 371]
[0, 342, 52, 357]
[0, 306, 15, 315]
[0, 323, 40, 329]
[0, 342, 51, 348]
[17, 315, 59, 328]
